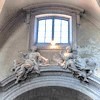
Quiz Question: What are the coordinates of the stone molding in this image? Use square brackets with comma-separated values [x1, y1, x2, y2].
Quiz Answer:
[0, 66, 100, 100]
[23, 2, 84, 14]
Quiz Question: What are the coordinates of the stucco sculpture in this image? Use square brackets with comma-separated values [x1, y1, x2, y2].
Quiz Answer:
[54, 46, 96, 83]
[75, 59, 96, 83]
[12, 46, 48, 83]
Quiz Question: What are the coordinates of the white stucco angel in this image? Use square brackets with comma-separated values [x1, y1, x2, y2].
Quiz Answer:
[58, 46, 79, 73]
[53, 46, 96, 83]
[12, 46, 49, 83]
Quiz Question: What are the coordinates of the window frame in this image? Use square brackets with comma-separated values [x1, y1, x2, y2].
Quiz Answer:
[36, 15, 71, 44]
[28, 6, 80, 50]
[32, 13, 74, 49]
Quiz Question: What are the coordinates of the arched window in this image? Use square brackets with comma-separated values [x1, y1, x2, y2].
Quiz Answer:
[26, 5, 82, 49]
[35, 14, 72, 44]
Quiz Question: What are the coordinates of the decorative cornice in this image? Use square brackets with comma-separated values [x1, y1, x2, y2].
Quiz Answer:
[23, 2, 84, 14]
[0, 66, 71, 89]
[0, 66, 100, 100]
[1, 70, 100, 100]
[0, 66, 100, 89]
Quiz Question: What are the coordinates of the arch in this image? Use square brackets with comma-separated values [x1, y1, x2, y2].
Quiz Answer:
[15, 86, 92, 100]
[3, 75, 99, 100]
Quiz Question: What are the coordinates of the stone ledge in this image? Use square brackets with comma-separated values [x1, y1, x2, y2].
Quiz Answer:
[0, 66, 100, 90]
[0, 66, 100, 100]
[3, 76, 100, 100]
[0, 66, 100, 86]
[0, 66, 71, 89]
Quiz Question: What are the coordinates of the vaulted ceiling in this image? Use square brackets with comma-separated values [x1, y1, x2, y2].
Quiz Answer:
[0, 0, 100, 30]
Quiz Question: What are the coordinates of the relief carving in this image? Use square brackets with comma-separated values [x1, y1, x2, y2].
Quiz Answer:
[11, 46, 48, 84]
[53, 46, 96, 83]
[11, 46, 96, 84]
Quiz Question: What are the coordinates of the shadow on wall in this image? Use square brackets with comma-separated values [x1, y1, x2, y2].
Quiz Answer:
[0, 10, 26, 50]
[14, 86, 92, 100]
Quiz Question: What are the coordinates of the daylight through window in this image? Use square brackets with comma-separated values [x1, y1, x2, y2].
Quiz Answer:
[35, 14, 72, 44]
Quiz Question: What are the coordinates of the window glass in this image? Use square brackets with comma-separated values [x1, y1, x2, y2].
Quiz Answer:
[38, 20, 45, 43]
[36, 15, 72, 44]
[54, 19, 61, 43]
[45, 19, 52, 43]
[61, 20, 69, 43]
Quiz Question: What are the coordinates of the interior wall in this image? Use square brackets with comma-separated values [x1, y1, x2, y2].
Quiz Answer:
[78, 17, 100, 46]
[0, 18, 29, 80]
[77, 17, 100, 77]
[0, 14, 100, 81]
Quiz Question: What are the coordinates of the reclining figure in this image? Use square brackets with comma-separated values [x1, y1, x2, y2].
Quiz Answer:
[12, 46, 48, 83]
